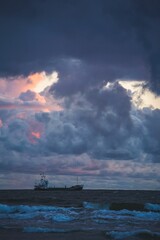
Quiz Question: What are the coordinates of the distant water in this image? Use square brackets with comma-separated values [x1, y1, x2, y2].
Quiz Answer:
[0, 190, 160, 239]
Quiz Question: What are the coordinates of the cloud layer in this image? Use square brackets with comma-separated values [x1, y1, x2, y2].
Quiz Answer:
[0, 0, 160, 189]
[0, 78, 160, 174]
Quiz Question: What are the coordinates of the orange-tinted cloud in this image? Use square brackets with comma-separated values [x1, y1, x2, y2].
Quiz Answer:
[31, 131, 41, 139]
[0, 71, 61, 113]
[27, 120, 44, 144]
[30, 131, 41, 143]
[28, 72, 44, 86]
[0, 71, 58, 97]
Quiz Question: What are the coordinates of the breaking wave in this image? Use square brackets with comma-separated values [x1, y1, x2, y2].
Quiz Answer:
[0, 202, 160, 221]
[0, 202, 160, 235]
[83, 201, 160, 212]
[145, 203, 160, 212]
[0, 203, 76, 222]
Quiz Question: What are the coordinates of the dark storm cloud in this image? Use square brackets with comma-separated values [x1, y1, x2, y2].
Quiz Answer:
[0, 0, 160, 94]
[51, 59, 143, 97]
[37, 82, 135, 160]
[133, 0, 160, 94]
[19, 90, 38, 101]
[0, 0, 138, 69]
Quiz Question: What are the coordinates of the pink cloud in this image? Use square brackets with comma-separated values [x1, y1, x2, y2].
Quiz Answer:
[0, 118, 3, 128]
[0, 72, 62, 113]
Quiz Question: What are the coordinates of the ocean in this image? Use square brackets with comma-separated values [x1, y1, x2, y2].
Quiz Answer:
[0, 190, 160, 240]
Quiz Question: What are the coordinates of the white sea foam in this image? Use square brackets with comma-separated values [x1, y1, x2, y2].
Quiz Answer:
[0, 203, 74, 214]
[83, 201, 110, 210]
[131, 210, 160, 220]
[9, 212, 39, 220]
[0, 203, 78, 221]
[93, 209, 136, 222]
[0, 204, 17, 213]
[51, 213, 74, 222]
[1, 203, 160, 223]
[115, 209, 160, 221]
[0, 203, 58, 214]
[107, 230, 134, 239]
[92, 208, 160, 221]
[83, 202, 160, 221]
[145, 203, 160, 212]
[23, 227, 68, 233]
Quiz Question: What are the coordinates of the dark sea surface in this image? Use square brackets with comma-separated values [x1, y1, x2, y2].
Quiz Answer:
[0, 190, 160, 240]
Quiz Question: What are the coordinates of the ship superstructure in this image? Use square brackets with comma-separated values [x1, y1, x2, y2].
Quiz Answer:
[34, 173, 83, 191]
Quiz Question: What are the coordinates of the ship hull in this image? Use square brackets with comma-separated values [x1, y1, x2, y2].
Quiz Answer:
[34, 185, 83, 191]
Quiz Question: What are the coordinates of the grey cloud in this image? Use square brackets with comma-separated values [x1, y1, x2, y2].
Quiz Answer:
[41, 83, 160, 162]
[141, 109, 160, 161]
[41, 82, 135, 159]
[1, 118, 31, 153]
[0, 81, 160, 164]
[19, 90, 38, 102]
[0, 82, 133, 160]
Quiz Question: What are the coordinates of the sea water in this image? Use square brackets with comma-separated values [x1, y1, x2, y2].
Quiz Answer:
[0, 201, 160, 239]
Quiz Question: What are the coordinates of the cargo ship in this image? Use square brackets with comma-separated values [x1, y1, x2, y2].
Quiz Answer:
[34, 173, 83, 191]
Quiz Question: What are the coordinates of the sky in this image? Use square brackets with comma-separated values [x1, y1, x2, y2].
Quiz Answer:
[0, 0, 160, 189]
